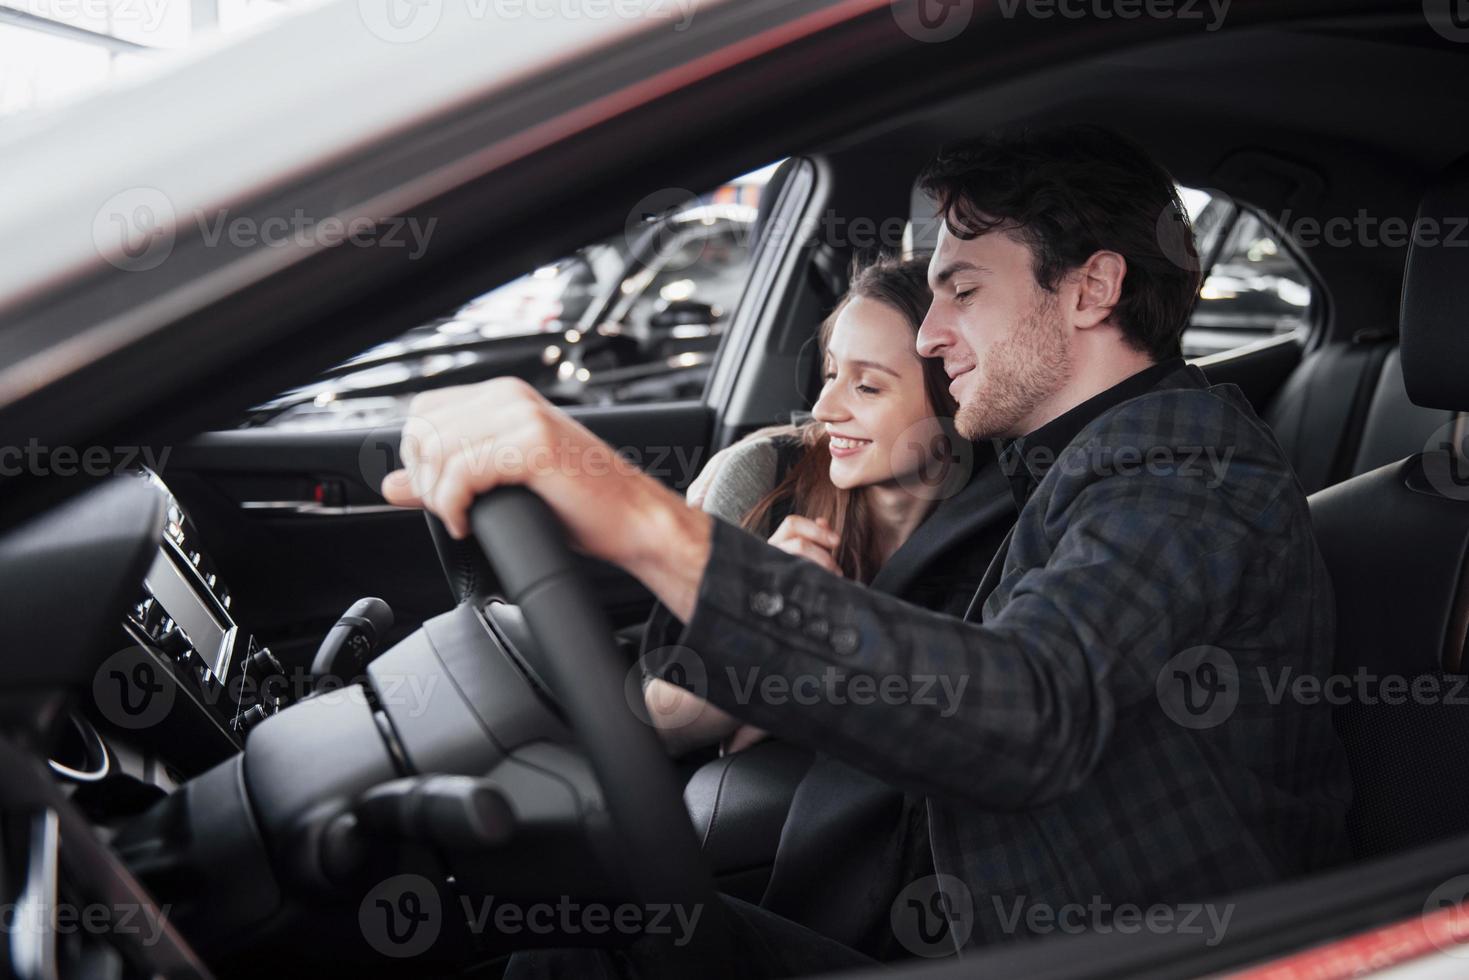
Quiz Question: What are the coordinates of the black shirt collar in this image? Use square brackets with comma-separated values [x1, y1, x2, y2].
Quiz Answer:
[999, 357, 1188, 511]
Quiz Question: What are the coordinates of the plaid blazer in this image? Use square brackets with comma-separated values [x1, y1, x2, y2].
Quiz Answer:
[656, 363, 1352, 950]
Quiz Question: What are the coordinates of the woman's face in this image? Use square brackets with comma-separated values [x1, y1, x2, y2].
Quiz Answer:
[811, 296, 946, 492]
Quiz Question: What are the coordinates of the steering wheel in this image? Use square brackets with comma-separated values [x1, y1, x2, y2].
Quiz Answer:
[468, 488, 735, 975]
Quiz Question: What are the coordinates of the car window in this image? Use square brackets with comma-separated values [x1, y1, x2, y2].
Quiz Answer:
[908, 182, 1315, 359]
[1181, 187, 1315, 358]
[240, 163, 781, 431]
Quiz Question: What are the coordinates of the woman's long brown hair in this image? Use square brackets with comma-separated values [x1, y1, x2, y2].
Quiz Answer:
[741, 256, 956, 583]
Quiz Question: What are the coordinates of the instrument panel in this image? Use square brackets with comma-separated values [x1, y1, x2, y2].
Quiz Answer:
[82, 471, 288, 779]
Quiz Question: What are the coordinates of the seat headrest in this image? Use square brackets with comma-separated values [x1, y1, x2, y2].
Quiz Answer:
[1401, 154, 1469, 412]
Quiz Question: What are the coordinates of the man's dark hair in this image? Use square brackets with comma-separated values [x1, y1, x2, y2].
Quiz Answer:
[917, 125, 1200, 361]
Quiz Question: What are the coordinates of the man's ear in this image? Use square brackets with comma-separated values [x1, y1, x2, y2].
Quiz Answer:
[1072, 250, 1126, 329]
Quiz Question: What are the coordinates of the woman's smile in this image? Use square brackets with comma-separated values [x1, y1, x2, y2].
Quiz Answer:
[827, 433, 872, 458]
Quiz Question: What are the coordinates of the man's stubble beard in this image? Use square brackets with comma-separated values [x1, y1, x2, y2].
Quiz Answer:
[955, 291, 1073, 441]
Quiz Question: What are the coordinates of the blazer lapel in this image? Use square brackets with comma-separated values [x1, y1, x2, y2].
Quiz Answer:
[964, 523, 1016, 623]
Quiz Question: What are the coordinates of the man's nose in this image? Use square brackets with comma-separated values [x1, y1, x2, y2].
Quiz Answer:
[916, 307, 949, 358]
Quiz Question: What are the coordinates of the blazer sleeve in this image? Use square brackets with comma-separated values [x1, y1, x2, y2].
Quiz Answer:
[640, 434, 784, 657]
[649, 402, 1280, 808]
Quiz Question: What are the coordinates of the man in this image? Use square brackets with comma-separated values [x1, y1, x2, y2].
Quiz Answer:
[384, 126, 1351, 965]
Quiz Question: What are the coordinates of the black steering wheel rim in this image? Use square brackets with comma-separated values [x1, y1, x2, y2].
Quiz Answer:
[468, 488, 734, 975]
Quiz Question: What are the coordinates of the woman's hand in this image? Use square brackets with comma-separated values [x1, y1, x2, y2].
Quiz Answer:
[768, 515, 843, 576]
[643, 677, 767, 757]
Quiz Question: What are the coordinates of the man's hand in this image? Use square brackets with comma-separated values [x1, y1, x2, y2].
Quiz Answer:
[380, 378, 712, 619]
[768, 515, 842, 576]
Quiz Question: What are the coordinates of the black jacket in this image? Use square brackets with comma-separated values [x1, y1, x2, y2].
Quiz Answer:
[645, 436, 1013, 958]
[650, 363, 1351, 950]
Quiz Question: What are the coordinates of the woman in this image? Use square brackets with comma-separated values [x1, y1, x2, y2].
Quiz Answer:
[643, 253, 966, 753]
[641, 255, 1011, 959]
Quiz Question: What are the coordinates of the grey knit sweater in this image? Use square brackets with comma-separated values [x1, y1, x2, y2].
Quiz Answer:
[694, 433, 788, 534]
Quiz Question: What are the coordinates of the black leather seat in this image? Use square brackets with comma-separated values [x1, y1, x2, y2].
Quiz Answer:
[683, 740, 814, 902]
[1266, 338, 1457, 496]
[1310, 154, 1469, 860]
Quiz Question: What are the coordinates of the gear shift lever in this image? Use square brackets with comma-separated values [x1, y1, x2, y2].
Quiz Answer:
[310, 597, 394, 690]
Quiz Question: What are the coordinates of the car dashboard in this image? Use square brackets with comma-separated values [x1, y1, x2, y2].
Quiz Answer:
[48, 471, 287, 815]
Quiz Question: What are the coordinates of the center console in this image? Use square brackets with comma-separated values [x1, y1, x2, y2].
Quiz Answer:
[78, 472, 291, 780]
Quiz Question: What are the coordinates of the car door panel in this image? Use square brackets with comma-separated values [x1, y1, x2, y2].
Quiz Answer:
[162, 401, 713, 670]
